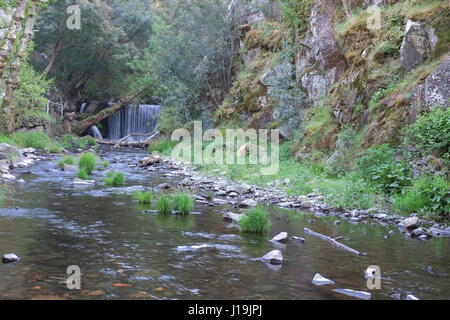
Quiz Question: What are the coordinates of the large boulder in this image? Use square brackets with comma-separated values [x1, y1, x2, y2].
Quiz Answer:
[295, 0, 347, 105]
[400, 20, 437, 72]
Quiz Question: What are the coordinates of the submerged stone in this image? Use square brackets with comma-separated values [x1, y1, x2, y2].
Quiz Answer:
[312, 273, 335, 286]
[2, 253, 20, 264]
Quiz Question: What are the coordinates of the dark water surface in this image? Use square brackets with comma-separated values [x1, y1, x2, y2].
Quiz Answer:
[0, 149, 449, 300]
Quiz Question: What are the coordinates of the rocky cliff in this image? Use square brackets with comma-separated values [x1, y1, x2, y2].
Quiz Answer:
[216, 0, 449, 159]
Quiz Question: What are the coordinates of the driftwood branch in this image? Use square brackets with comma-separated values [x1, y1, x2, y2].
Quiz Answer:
[304, 228, 366, 256]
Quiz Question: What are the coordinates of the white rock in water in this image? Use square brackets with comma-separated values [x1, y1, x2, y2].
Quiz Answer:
[333, 289, 372, 300]
[312, 273, 335, 286]
[2, 173, 16, 180]
[222, 212, 243, 223]
[278, 202, 293, 208]
[262, 250, 283, 265]
[271, 232, 288, 243]
[74, 178, 95, 185]
[406, 294, 419, 300]
[2, 253, 20, 264]
[239, 199, 257, 208]
[176, 244, 215, 252]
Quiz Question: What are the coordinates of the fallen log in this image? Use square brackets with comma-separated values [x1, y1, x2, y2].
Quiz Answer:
[72, 85, 148, 135]
[96, 131, 159, 147]
[304, 227, 366, 256]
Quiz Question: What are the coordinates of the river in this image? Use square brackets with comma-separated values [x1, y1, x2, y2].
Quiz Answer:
[0, 148, 448, 299]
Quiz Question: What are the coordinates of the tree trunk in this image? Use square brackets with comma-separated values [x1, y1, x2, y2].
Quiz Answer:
[72, 85, 148, 135]
[0, 0, 28, 77]
[2, 1, 39, 133]
[42, 16, 66, 78]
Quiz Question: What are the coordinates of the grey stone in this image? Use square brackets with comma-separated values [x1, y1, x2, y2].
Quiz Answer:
[400, 20, 436, 71]
[262, 250, 283, 265]
[399, 217, 420, 232]
[271, 232, 288, 243]
[0, 143, 18, 160]
[239, 199, 257, 208]
[222, 212, 243, 223]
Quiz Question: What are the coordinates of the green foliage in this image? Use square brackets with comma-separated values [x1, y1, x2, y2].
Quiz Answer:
[171, 192, 194, 215]
[156, 195, 173, 215]
[357, 144, 396, 178]
[77, 136, 97, 149]
[0, 134, 16, 146]
[15, 62, 52, 114]
[101, 161, 110, 168]
[356, 144, 411, 194]
[318, 176, 379, 210]
[239, 206, 270, 233]
[57, 155, 75, 167]
[78, 152, 97, 175]
[76, 169, 89, 180]
[10, 132, 61, 152]
[370, 162, 412, 194]
[410, 106, 450, 160]
[148, 139, 178, 155]
[393, 175, 450, 220]
[280, 0, 314, 33]
[60, 134, 74, 150]
[134, 191, 153, 205]
[104, 171, 125, 187]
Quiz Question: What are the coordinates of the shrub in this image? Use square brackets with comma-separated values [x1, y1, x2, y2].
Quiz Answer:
[0, 135, 16, 146]
[77, 169, 89, 180]
[134, 191, 153, 204]
[171, 192, 194, 214]
[78, 152, 97, 175]
[357, 144, 396, 178]
[411, 106, 450, 160]
[239, 206, 270, 233]
[11, 132, 48, 150]
[370, 162, 412, 194]
[393, 175, 450, 220]
[57, 155, 75, 167]
[156, 195, 173, 214]
[104, 171, 125, 187]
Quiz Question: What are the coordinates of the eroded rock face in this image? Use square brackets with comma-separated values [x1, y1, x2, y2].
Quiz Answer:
[295, 0, 347, 105]
[410, 57, 450, 114]
[400, 20, 437, 72]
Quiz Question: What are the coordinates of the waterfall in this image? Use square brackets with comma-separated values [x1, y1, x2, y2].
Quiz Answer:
[80, 102, 104, 140]
[107, 104, 160, 141]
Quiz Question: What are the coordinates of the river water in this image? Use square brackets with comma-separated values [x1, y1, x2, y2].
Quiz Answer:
[0, 148, 449, 300]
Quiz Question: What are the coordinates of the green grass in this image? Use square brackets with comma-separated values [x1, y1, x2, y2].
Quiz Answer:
[57, 155, 75, 167]
[171, 192, 194, 214]
[78, 152, 97, 175]
[76, 169, 89, 180]
[156, 195, 173, 214]
[148, 139, 178, 156]
[100, 161, 110, 168]
[104, 171, 125, 187]
[134, 191, 153, 204]
[60, 134, 75, 149]
[8, 132, 62, 152]
[0, 134, 16, 146]
[239, 206, 270, 233]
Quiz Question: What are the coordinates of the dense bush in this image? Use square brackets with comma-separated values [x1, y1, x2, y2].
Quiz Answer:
[239, 206, 270, 233]
[104, 171, 125, 187]
[10, 132, 62, 152]
[370, 162, 412, 194]
[393, 175, 450, 220]
[357, 144, 396, 178]
[78, 153, 97, 175]
[410, 106, 450, 160]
